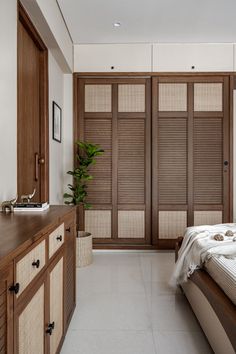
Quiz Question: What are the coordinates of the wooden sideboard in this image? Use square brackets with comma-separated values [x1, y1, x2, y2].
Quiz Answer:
[0, 206, 76, 354]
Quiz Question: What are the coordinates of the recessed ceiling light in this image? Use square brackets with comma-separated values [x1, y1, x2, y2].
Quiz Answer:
[113, 22, 121, 28]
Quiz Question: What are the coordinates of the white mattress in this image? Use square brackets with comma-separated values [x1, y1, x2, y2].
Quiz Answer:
[205, 255, 236, 305]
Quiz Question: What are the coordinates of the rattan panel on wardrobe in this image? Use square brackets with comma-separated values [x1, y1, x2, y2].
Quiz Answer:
[85, 210, 111, 238]
[118, 84, 145, 112]
[85, 85, 112, 112]
[194, 83, 223, 111]
[194, 211, 223, 226]
[159, 211, 187, 239]
[18, 285, 44, 354]
[118, 211, 145, 238]
[159, 83, 187, 111]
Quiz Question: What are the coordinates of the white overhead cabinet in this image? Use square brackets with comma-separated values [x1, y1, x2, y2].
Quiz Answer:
[153, 43, 234, 72]
[74, 44, 152, 72]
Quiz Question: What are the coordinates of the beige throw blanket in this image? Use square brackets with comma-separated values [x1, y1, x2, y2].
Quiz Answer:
[170, 223, 236, 287]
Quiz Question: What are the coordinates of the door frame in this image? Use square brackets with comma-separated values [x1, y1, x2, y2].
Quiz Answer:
[17, 2, 49, 202]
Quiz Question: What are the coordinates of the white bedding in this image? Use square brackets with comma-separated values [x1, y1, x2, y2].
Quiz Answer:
[170, 223, 236, 287]
[205, 255, 236, 305]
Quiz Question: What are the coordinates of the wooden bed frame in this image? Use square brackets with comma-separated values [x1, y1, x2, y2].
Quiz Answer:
[175, 237, 236, 354]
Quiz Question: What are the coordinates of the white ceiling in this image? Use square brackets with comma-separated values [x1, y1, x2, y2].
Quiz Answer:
[57, 0, 236, 44]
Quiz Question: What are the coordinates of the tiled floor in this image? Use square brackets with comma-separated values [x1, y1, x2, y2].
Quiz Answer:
[61, 252, 213, 354]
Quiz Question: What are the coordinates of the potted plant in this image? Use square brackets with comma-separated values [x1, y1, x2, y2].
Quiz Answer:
[64, 140, 104, 267]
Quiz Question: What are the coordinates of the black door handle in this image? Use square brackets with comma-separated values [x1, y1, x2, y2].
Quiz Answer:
[46, 321, 55, 335]
[32, 259, 40, 268]
[56, 235, 63, 242]
[9, 283, 20, 294]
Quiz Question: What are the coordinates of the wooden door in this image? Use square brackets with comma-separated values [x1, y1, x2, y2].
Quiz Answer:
[17, 5, 49, 202]
[48, 254, 64, 354]
[76, 77, 151, 247]
[152, 76, 232, 248]
[0, 264, 14, 354]
[16, 282, 45, 354]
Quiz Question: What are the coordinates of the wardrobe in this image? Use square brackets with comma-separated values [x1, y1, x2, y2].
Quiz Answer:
[74, 74, 233, 249]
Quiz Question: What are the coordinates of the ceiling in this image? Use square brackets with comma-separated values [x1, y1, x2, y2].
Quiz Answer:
[57, 0, 236, 44]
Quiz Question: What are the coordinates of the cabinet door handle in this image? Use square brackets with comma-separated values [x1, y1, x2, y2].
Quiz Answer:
[56, 235, 62, 242]
[9, 283, 20, 294]
[46, 321, 55, 335]
[66, 227, 71, 233]
[32, 259, 40, 268]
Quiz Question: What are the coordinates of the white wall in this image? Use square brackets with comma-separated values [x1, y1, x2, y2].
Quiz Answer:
[0, 0, 17, 202]
[0, 0, 73, 205]
[63, 74, 73, 200]
[49, 52, 64, 204]
[48, 53, 73, 205]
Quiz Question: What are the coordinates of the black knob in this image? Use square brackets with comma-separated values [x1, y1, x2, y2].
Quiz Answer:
[224, 160, 229, 166]
[66, 227, 71, 233]
[46, 321, 55, 335]
[32, 259, 40, 268]
[9, 283, 20, 294]
[56, 235, 62, 242]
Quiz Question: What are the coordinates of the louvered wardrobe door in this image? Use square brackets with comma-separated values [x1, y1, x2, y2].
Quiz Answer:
[152, 79, 188, 246]
[77, 78, 151, 245]
[79, 80, 113, 241]
[193, 79, 230, 225]
[117, 82, 151, 243]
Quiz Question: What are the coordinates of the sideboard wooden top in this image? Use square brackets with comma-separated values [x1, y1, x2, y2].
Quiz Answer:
[0, 205, 75, 268]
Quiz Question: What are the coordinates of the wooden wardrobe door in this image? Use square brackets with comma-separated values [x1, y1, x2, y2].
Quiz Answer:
[193, 77, 230, 225]
[77, 78, 151, 246]
[117, 80, 151, 244]
[152, 78, 188, 247]
[78, 80, 113, 241]
[152, 76, 232, 247]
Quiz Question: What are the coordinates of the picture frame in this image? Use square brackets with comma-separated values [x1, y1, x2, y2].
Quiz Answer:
[52, 101, 62, 143]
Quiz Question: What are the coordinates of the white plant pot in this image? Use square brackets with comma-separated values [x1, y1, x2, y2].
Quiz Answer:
[76, 231, 93, 267]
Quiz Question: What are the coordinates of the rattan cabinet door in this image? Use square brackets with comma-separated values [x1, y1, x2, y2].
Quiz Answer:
[49, 254, 64, 354]
[17, 284, 45, 354]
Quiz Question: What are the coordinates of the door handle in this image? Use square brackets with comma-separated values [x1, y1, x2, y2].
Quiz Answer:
[35, 154, 45, 181]
[38, 157, 45, 165]
[35, 153, 39, 181]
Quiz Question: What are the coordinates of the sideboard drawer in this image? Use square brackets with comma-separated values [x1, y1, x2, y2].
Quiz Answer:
[16, 240, 46, 297]
[49, 223, 64, 258]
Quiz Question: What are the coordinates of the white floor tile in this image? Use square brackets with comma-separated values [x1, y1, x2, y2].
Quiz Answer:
[70, 292, 151, 330]
[150, 294, 200, 331]
[63, 252, 213, 354]
[153, 330, 213, 354]
[61, 330, 157, 354]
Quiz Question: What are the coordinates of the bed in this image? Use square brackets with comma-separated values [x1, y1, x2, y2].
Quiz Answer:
[175, 236, 236, 354]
